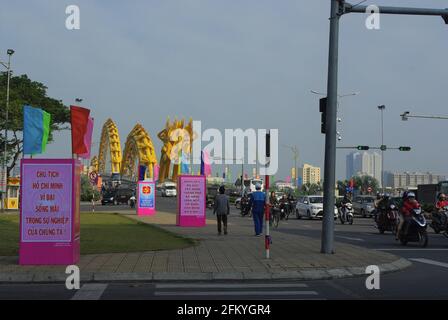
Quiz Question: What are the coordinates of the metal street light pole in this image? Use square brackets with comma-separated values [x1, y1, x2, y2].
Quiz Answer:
[401, 111, 448, 121]
[378, 105, 386, 192]
[0, 49, 14, 212]
[282, 144, 299, 188]
[321, 1, 448, 254]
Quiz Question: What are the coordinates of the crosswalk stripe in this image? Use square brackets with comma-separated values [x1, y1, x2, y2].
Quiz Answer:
[409, 258, 448, 269]
[71, 284, 108, 300]
[155, 291, 318, 296]
[156, 283, 308, 289]
[336, 236, 364, 242]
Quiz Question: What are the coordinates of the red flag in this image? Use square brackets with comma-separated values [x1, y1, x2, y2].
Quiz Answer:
[70, 106, 90, 155]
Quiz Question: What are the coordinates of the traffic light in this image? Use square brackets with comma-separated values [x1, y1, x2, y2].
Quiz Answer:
[380, 145, 387, 151]
[357, 146, 369, 150]
[399, 146, 411, 151]
[319, 97, 327, 134]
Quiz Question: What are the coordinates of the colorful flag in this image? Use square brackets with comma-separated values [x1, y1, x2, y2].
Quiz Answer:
[138, 165, 147, 181]
[79, 117, 94, 159]
[70, 105, 90, 155]
[200, 150, 212, 177]
[23, 105, 51, 155]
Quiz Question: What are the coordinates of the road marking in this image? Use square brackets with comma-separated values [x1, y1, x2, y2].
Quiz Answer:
[155, 291, 318, 296]
[409, 258, 448, 269]
[375, 248, 448, 251]
[156, 283, 308, 289]
[71, 284, 108, 300]
[336, 236, 365, 242]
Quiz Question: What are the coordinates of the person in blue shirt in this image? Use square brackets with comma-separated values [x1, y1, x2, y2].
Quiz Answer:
[249, 183, 266, 236]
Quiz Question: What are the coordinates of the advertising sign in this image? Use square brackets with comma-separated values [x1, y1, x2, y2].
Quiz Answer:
[177, 175, 206, 227]
[19, 159, 81, 265]
[137, 181, 156, 216]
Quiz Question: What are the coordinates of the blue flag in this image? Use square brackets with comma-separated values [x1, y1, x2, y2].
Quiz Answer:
[23, 105, 51, 155]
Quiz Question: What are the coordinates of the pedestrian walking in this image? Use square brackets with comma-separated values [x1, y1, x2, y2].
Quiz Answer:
[213, 185, 230, 235]
[249, 183, 266, 236]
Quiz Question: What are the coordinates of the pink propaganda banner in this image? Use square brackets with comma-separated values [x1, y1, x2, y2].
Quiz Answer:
[19, 159, 81, 265]
[177, 175, 206, 227]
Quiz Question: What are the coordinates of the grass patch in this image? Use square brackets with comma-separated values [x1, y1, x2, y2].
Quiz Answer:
[0, 213, 195, 256]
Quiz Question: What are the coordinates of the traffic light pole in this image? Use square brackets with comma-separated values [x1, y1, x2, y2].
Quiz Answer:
[321, 0, 448, 254]
[321, 0, 341, 254]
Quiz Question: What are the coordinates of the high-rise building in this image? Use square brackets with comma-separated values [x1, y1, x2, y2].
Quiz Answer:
[385, 172, 446, 189]
[346, 152, 382, 185]
[299, 163, 321, 185]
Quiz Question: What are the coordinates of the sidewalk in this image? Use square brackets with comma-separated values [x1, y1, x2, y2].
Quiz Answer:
[0, 211, 410, 283]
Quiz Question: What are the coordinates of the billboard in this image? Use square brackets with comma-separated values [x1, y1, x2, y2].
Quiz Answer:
[177, 175, 206, 227]
[137, 181, 156, 216]
[19, 159, 81, 265]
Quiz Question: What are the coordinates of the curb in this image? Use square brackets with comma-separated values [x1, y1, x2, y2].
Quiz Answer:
[0, 258, 412, 284]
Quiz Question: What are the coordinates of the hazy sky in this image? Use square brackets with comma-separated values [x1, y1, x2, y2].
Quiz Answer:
[1, 0, 447, 180]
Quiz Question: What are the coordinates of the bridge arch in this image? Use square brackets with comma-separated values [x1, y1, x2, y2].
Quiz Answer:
[121, 124, 158, 180]
[98, 119, 122, 175]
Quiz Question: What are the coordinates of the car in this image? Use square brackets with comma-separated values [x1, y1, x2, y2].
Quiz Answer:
[295, 195, 338, 220]
[101, 188, 134, 205]
[352, 195, 376, 217]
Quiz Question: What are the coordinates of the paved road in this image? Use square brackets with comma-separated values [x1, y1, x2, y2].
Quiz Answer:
[5, 199, 448, 299]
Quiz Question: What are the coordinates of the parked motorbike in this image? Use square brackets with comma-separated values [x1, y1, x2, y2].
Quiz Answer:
[430, 206, 448, 236]
[377, 204, 399, 234]
[339, 203, 354, 225]
[399, 207, 428, 247]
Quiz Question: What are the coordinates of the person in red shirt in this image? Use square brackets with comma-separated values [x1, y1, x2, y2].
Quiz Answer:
[434, 193, 448, 228]
[436, 193, 448, 211]
[397, 192, 420, 240]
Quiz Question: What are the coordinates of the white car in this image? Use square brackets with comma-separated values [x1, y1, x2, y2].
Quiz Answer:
[295, 195, 338, 220]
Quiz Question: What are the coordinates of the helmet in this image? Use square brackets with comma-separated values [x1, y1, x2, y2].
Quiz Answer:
[406, 192, 416, 199]
[255, 183, 262, 190]
[439, 193, 446, 200]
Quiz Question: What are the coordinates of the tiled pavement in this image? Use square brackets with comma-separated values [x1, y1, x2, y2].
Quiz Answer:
[0, 211, 410, 282]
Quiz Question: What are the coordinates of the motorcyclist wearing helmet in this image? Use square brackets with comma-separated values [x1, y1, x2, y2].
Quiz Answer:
[436, 193, 448, 212]
[376, 193, 391, 225]
[396, 192, 420, 240]
[340, 193, 352, 221]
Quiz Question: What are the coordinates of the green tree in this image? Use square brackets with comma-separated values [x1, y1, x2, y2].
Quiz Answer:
[350, 175, 379, 194]
[301, 182, 322, 195]
[81, 175, 100, 202]
[0, 73, 70, 176]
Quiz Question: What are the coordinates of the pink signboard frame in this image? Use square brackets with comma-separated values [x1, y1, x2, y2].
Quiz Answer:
[19, 159, 81, 265]
[177, 175, 206, 227]
[137, 181, 156, 216]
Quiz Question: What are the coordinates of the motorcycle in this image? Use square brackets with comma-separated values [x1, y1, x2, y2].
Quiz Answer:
[398, 207, 428, 247]
[339, 203, 354, 225]
[270, 204, 283, 228]
[376, 204, 399, 234]
[430, 206, 448, 236]
[240, 196, 251, 217]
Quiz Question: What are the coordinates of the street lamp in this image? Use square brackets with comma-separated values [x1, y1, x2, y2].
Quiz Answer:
[0, 49, 14, 211]
[401, 111, 448, 121]
[311, 89, 359, 141]
[378, 105, 386, 192]
[282, 145, 299, 188]
[75, 98, 83, 104]
[321, 1, 448, 254]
